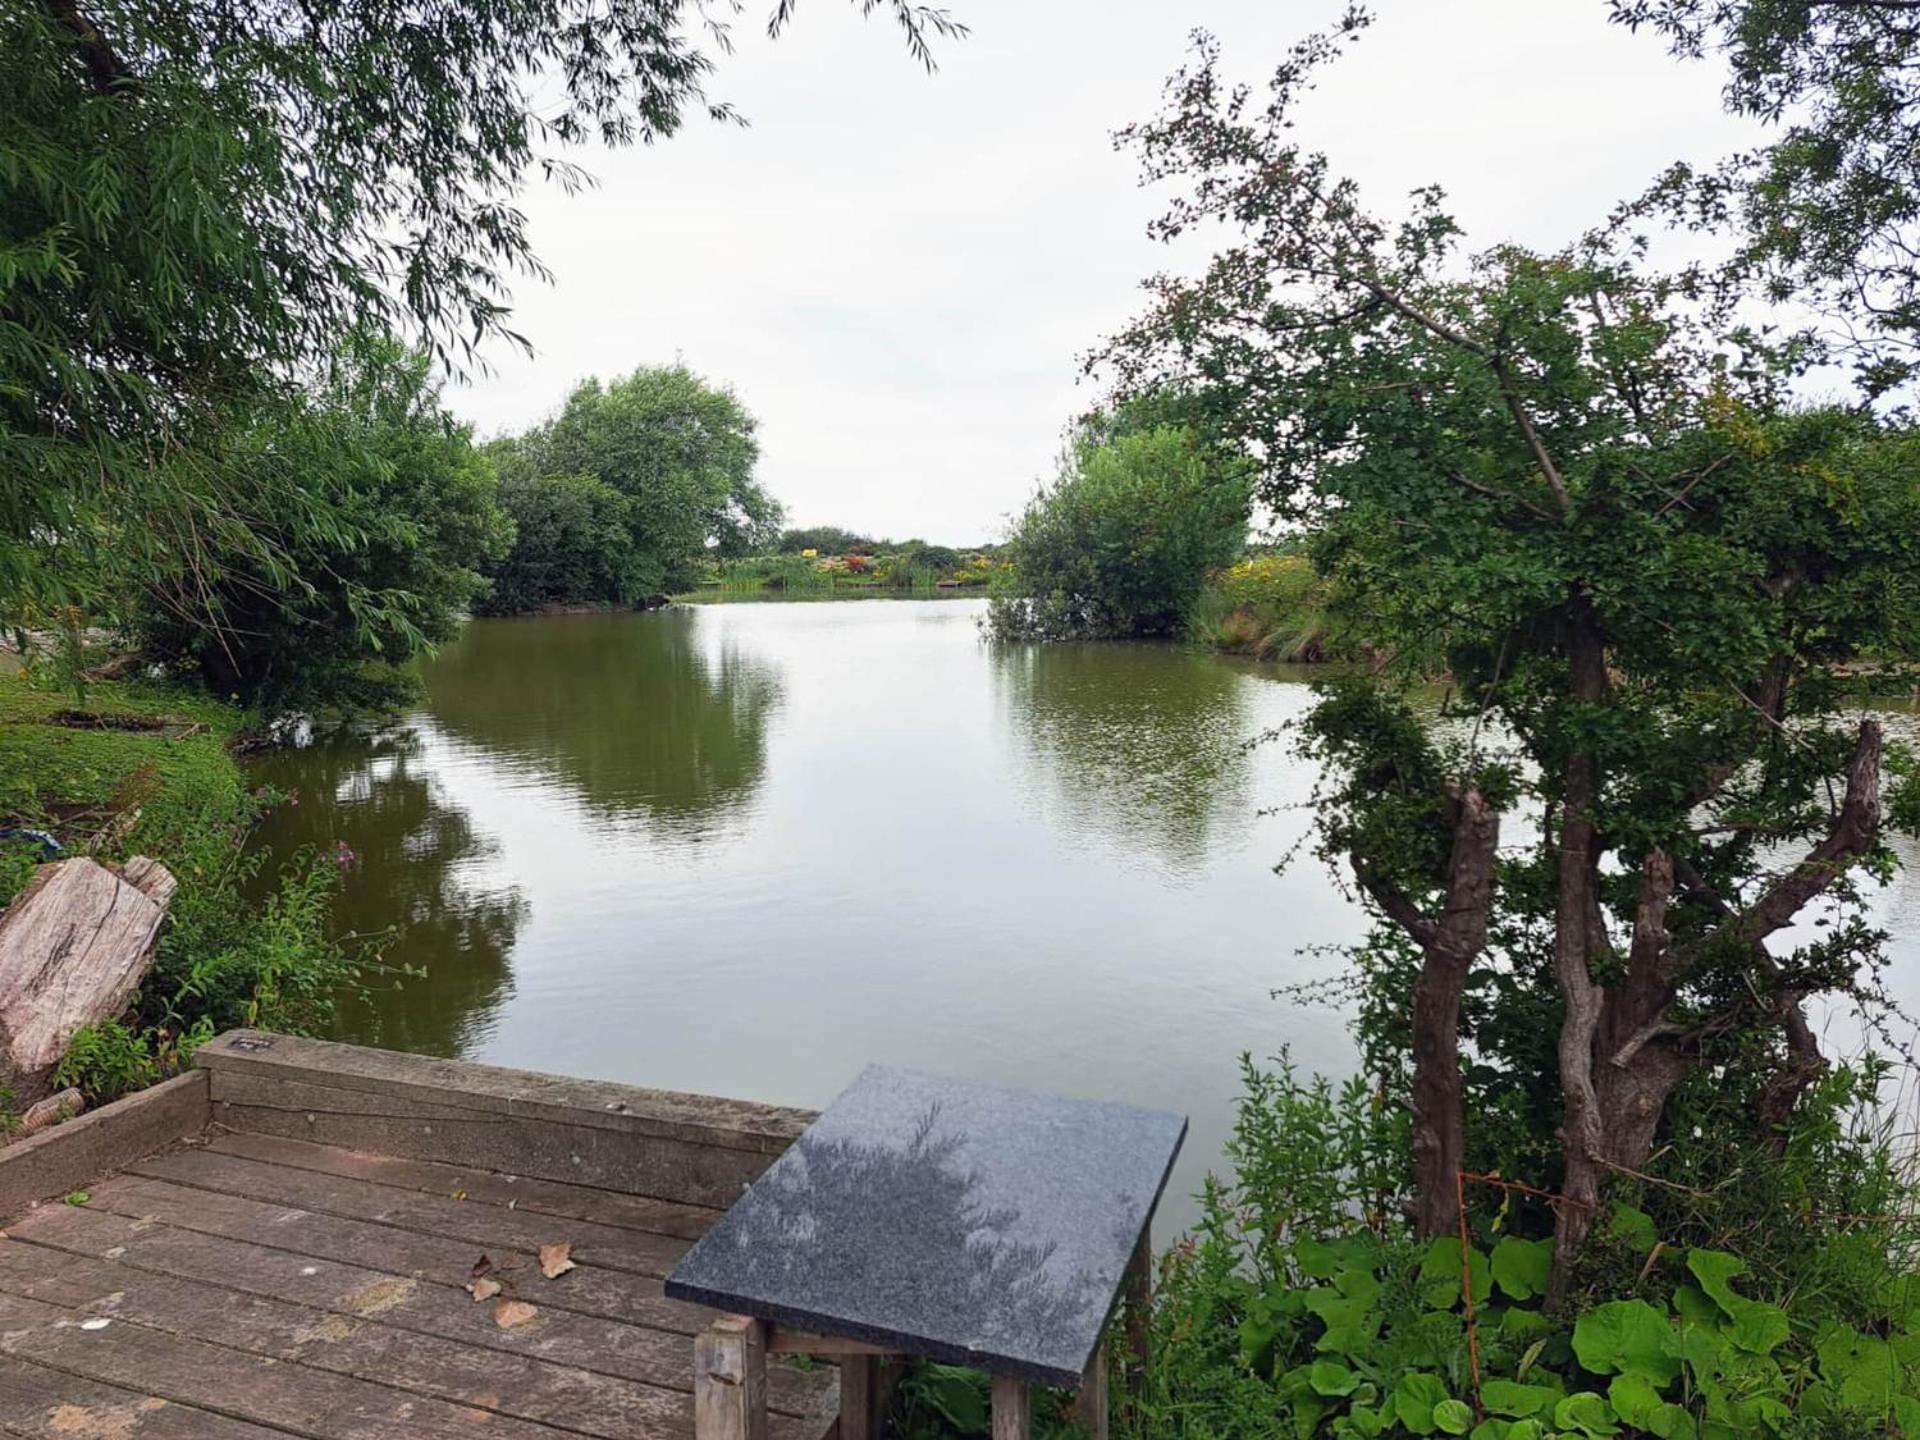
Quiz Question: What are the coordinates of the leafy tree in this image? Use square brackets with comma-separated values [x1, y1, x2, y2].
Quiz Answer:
[987, 423, 1251, 640]
[141, 338, 511, 713]
[778, 525, 881, 555]
[1098, 17, 1920, 1302]
[1610, 0, 1920, 397]
[478, 467, 638, 615]
[1, 0, 956, 628]
[496, 365, 779, 601]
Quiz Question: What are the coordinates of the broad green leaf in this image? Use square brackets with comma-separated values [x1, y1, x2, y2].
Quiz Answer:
[1606, 1203, 1658, 1252]
[1685, 1250, 1747, 1316]
[1490, 1237, 1553, 1301]
[1481, 1378, 1554, 1417]
[1605, 1372, 1662, 1427]
[1394, 1373, 1452, 1435]
[1724, 1299, 1788, 1355]
[1309, 1360, 1359, 1396]
[1469, 1422, 1511, 1440]
[1553, 1390, 1620, 1436]
[1572, 1299, 1682, 1385]
[1672, 1284, 1721, 1330]
[1419, 1237, 1492, 1309]
[1432, 1398, 1474, 1435]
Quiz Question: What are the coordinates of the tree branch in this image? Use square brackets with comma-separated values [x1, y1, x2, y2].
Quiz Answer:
[42, 0, 138, 94]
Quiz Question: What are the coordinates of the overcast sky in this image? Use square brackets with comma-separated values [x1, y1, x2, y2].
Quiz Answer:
[447, 0, 1761, 544]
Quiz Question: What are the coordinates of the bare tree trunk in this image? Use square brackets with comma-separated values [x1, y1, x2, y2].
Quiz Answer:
[1352, 785, 1500, 1239]
[1547, 615, 1610, 1312]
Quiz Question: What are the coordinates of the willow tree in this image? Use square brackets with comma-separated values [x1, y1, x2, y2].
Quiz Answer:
[1, 0, 958, 629]
[1099, 14, 1920, 1300]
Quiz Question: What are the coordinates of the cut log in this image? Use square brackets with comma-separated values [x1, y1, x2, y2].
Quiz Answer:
[0, 857, 173, 1103]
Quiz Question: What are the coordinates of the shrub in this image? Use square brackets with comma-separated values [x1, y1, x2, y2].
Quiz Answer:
[1189, 553, 1355, 662]
[987, 425, 1251, 641]
[1128, 1054, 1920, 1440]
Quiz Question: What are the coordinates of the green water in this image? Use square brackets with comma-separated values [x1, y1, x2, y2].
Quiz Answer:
[250, 600, 1358, 1225]
[248, 599, 1920, 1228]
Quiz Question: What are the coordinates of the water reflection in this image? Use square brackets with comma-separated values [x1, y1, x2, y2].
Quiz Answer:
[670, 1066, 1181, 1382]
[423, 610, 781, 840]
[993, 642, 1255, 878]
[256, 725, 526, 1055]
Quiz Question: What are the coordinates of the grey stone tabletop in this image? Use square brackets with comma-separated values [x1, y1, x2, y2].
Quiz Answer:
[663, 1065, 1187, 1388]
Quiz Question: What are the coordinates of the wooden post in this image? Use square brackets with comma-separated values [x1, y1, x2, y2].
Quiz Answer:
[838, 1354, 878, 1440]
[694, 1316, 768, 1440]
[990, 1375, 1030, 1440]
[1078, 1349, 1109, 1440]
[1122, 1229, 1152, 1391]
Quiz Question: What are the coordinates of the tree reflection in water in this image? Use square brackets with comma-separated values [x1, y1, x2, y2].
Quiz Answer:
[993, 641, 1254, 879]
[251, 724, 525, 1056]
[422, 609, 781, 841]
[703, 1102, 1112, 1376]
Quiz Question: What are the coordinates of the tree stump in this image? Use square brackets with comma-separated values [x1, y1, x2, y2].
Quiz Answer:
[0, 857, 175, 1104]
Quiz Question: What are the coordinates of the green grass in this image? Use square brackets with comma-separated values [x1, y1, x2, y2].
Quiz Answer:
[0, 673, 250, 878]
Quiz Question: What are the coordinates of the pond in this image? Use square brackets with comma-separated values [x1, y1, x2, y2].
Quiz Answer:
[249, 598, 1920, 1234]
[249, 599, 1358, 1230]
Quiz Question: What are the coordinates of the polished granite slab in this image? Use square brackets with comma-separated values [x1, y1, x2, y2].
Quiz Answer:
[664, 1065, 1187, 1387]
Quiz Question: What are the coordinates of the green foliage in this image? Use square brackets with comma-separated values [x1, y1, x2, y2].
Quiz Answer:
[1610, 0, 1920, 397]
[889, 1362, 1084, 1440]
[52, 1020, 160, 1104]
[137, 336, 512, 715]
[988, 424, 1252, 641]
[1100, 13, 1920, 1289]
[479, 470, 636, 615]
[0, 671, 381, 1106]
[482, 365, 780, 608]
[1133, 1056, 1920, 1440]
[0, 0, 956, 627]
[778, 526, 880, 555]
[1189, 553, 1358, 662]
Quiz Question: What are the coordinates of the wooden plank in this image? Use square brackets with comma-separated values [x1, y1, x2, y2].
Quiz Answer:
[0, 859, 172, 1096]
[70, 1172, 707, 1333]
[123, 1147, 691, 1278]
[1078, 1350, 1109, 1440]
[766, 1329, 893, 1356]
[0, 1071, 208, 1223]
[196, 1030, 814, 1155]
[694, 1317, 767, 1440]
[207, 1069, 774, 1209]
[990, 1376, 1031, 1440]
[203, 1129, 721, 1240]
[836, 1355, 878, 1440]
[0, 1287, 583, 1440]
[0, 1238, 699, 1440]
[0, 1354, 300, 1439]
[3, 1203, 838, 1422]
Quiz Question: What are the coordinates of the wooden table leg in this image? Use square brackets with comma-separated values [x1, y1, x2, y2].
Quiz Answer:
[695, 1316, 768, 1440]
[991, 1375, 1030, 1440]
[838, 1353, 878, 1440]
[1078, 1348, 1110, 1440]
[1123, 1229, 1152, 1392]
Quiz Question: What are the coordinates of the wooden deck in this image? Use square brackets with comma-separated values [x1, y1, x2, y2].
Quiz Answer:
[0, 1033, 841, 1440]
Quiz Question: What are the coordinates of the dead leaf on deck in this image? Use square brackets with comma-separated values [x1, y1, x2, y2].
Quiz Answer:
[539, 1242, 576, 1279]
[466, 1277, 502, 1302]
[494, 1299, 538, 1329]
[470, 1254, 493, 1278]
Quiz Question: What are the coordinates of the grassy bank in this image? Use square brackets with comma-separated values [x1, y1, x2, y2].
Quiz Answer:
[0, 671, 362, 1118]
[1187, 553, 1359, 663]
[686, 550, 1003, 598]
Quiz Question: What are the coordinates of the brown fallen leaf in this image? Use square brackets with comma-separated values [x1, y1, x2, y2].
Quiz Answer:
[470, 1254, 494, 1278]
[539, 1242, 576, 1280]
[494, 1299, 538, 1329]
[466, 1277, 502, 1302]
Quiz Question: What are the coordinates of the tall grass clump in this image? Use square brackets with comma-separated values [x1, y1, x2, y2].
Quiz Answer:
[1188, 553, 1355, 663]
